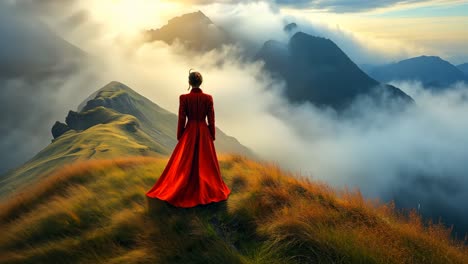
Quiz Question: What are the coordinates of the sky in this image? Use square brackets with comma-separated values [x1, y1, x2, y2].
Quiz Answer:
[281, 0, 468, 64]
[9, 0, 467, 64]
[27, 0, 465, 65]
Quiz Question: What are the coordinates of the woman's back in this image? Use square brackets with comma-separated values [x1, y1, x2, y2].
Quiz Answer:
[178, 87, 215, 140]
[182, 88, 212, 120]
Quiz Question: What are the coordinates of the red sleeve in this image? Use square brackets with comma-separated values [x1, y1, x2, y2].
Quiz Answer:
[207, 95, 215, 141]
[177, 95, 187, 140]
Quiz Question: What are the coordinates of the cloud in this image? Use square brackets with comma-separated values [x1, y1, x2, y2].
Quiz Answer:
[8, 0, 81, 20]
[286, 0, 429, 12]
[203, 2, 414, 64]
[0, 2, 98, 174]
[179, 0, 433, 12]
[4, 0, 430, 65]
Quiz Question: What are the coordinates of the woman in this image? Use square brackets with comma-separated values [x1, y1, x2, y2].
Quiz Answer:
[146, 70, 231, 207]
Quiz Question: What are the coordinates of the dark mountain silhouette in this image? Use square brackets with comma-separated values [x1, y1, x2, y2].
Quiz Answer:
[283, 22, 298, 33]
[256, 32, 412, 109]
[0, 81, 253, 198]
[368, 56, 468, 89]
[144, 11, 233, 51]
[0, 5, 89, 177]
[457, 63, 468, 77]
[0, 6, 85, 79]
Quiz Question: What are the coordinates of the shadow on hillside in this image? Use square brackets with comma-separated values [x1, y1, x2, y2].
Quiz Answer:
[146, 197, 228, 216]
[143, 197, 245, 263]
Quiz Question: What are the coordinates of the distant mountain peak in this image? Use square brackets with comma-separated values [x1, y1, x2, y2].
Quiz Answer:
[144, 11, 232, 51]
[290, 31, 329, 42]
[260, 39, 286, 51]
[0, 4, 85, 78]
[166, 10, 212, 25]
[290, 31, 335, 44]
[283, 22, 298, 33]
[288, 31, 346, 60]
[368, 55, 468, 89]
[257, 31, 412, 108]
[401, 55, 444, 63]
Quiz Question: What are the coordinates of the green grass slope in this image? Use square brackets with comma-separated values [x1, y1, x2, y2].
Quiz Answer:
[0, 106, 163, 198]
[78, 81, 252, 156]
[0, 155, 466, 264]
[0, 81, 253, 199]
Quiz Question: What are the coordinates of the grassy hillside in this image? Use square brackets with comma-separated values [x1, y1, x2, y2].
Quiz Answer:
[0, 155, 465, 264]
[0, 106, 164, 198]
[0, 81, 253, 199]
[78, 81, 252, 157]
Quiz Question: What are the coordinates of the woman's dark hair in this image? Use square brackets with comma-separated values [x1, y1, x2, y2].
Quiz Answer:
[188, 69, 203, 88]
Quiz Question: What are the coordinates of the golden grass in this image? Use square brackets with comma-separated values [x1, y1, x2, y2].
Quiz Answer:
[0, 156, 159, 224]
[0, 154, 466, 264]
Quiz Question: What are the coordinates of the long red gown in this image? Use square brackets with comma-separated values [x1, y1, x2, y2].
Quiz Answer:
[146, 87, 231, 207]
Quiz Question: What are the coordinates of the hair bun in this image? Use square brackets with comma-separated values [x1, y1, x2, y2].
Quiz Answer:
[188, 70, 203, 88]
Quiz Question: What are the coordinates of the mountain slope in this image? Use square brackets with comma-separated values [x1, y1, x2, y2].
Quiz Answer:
[0, 155, 465, 263]
[0, 3, 89, 176]
[0, 4, 85, 79]
[76, 82, 252, 156]
[144, 11, 233, 51]
[256, 32, 412, 109]
[0, 81, 253, 199]
[368, 56, 468, 88]
[458, 63, 468, 77]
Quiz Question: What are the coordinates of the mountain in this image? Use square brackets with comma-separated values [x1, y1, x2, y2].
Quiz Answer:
[144, 11, 233, 51]
[0, 81, 253, 199]
[367, 56, 468, 89]
[256, 32, 412, 109]
[0, 155, 466, 263]
[457, 63, 468, 77]
[0, 4, 90, 177]
[0, 4, 85, 79]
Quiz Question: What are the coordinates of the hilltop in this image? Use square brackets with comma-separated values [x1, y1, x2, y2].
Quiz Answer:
[0, 155, 466, 263]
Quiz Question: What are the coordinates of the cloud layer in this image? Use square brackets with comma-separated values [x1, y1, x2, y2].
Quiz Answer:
[178, 0, 431, 12]
[282, 0, 428, 12]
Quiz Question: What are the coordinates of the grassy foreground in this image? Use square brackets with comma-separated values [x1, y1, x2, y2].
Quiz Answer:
[0, 155, 466, 264]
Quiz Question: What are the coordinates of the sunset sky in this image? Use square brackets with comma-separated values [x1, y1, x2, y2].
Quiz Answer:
[9, 0, 465, 64]
[74, 0, 468, 64]
[281, 0, 468, 63]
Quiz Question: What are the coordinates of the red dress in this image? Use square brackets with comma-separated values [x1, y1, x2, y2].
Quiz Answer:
[146, 87, 231, 207]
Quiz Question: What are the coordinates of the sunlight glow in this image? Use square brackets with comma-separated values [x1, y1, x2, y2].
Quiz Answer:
[88, 0, 183, 36]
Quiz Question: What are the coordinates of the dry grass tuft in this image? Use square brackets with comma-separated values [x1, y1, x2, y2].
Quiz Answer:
[0, 156, 159, 224]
